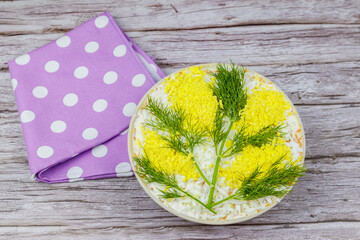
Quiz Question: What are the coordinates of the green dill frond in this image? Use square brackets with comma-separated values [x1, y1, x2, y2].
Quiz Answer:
[226, 124, 283, 157]
[144, 97, 186, 134]
[209, 109, 227, 150]
[145, 96, 207, 153]
[158, 188, 184, 199]
[211, 61, 247, 122]
[233, 156, 307, 201]
[246, 125, 284, 147]
[134, 153, 216, 213]
[133, 154, 179, 189]
[160, 134, 189, 155]
[144, 96, 210, 187]
[183, 120, 208, 152]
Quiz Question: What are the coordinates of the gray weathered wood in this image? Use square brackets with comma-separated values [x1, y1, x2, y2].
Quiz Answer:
[0, 0, 359, 239]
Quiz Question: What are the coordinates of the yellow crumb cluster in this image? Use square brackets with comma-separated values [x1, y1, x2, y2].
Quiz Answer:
[164, 66, 218, 130]
[235, 88, 291, 135]
[143, 129, 200, 181]
[219, 138, 292, 188]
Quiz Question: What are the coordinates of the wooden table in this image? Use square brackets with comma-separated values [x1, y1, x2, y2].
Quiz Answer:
[1, 1, 359, 239]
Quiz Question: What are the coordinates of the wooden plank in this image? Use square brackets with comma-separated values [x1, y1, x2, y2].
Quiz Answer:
[0, 222, 359, 240]
[2, 24, 360, 69]
[127, 24, 360, 66]
[0, 0, 359, 35]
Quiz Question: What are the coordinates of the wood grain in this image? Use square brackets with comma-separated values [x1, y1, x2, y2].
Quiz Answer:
[0, 0, 359, 239]
[0, 0, 360, 35]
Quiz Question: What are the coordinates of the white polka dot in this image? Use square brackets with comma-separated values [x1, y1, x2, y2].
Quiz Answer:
[20, 110, 35, 123]
[32, 86, 48, 98]
[116, 162, 132, 176]
[122, 102, 137, 117]
[82, 128, 98, 140]
[44, 60, 60, 73]
[149, 64, 157, 72]
[56, 36, 71, 48]
[132, 74, 146, 87]
[92, 145, 108, 158]
[67, 166, 83, 179]
[63, 93, 78, 107]
[128, 41, 133, 46]
[117, 172, 133, 177]
[103, 71, 118, 84]
[11, 79, 17, 91]
[113, 45, 126, 57]
[74, 66, 88, 79]
[15, 54, 30, 65]
[85, 41, 99, 53]
[120, 129, 128, 135]
[116, 162, 132, 172]
[37, 146, 54, 159]
[50, 120, 67, 133]
[95, 15, 109, 28]
[93, 99, 108, 112]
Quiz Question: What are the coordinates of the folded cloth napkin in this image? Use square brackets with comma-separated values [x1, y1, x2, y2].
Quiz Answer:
[8, 12, 165, 183]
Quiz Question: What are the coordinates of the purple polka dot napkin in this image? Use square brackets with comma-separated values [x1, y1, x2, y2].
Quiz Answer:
[8, 12, 165, 183]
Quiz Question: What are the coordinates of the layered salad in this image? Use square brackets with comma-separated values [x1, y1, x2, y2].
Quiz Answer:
[130, 63, 305, 222]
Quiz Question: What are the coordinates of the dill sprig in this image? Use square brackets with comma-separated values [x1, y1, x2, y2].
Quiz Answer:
[160, 134, 189, 155]
[144, 97, 186, 134]
[144, 96, 211, 185]
[245, 125, 284, 147]
[223, 124, 283, 157]
[158, 129, 211, 186]
[209, 109, 227, 154]
[158, 188, 184, 199]
[134, 154, 179, 189]
[145, 97, 207, 152]
[207, 62, 248, 205]
[183, 122, 208, 152]
[211, 156, 307, 207]
[134, 153, 216, 214]
[211, 61, 247, 122]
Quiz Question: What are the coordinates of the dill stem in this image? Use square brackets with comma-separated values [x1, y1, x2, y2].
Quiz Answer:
[179, 189, 217, 214]
[218, 148, 231, 158]
[191, 155, 211, 186]
[207, 120, 234, 206]
[211, 195, 234, 207]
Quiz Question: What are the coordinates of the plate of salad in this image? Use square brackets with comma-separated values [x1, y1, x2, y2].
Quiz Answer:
[128, 63, 306, 224]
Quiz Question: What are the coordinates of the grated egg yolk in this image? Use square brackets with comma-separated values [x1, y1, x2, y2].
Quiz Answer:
[234, 88, 291, 135]
[219, 138, 292, 188]
[143, 129, 199, 181]
[164, 66, 218, 130]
